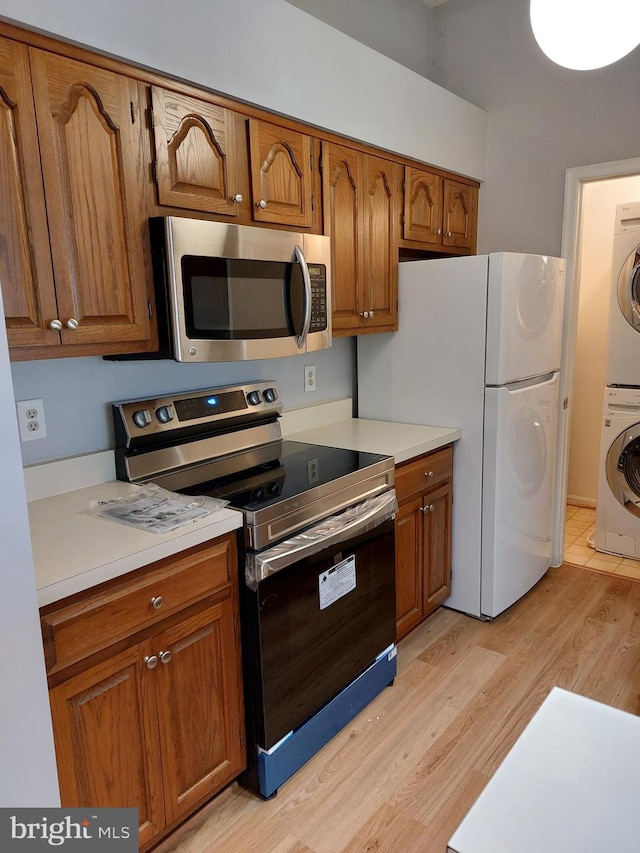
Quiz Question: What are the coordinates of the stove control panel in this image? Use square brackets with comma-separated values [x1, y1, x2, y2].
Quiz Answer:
[113, 380, 283, 446]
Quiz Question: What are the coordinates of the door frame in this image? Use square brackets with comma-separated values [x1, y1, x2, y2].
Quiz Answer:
[552, 156, 640, 565]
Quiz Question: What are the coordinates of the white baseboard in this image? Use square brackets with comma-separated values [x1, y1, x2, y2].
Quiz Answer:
[566, 495, 596, 509]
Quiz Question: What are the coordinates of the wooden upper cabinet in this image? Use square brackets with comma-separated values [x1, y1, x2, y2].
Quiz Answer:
[362, 155, 401, 330]
[402, 167, 478, 254]
[27, 49, 152, 349]
[403, 167, 444, 245]
[322, 142, 362, 333]
[443, 179, 477, 250]
[249, 119, 315, 228]
[151, 86, 247, 217]
[322, 142, 400, 335]
[0, 37, 59, 349]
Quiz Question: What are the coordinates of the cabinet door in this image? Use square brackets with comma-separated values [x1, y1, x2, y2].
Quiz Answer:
[403, 167, 443, 245]
[422, 482, 453, 616]
[0, 38, 58, 348]
[151, 86, 247, 217]
[49, 643, 165, 849]
[443, 179, 476, 251]
[153, 600, 245, 825]
[29, 50, 152, 347]
[395, 495, 424, 642]
[322, 142, 363, 333]
[248, 119, 315, 228]
[362, 155, 400, 330]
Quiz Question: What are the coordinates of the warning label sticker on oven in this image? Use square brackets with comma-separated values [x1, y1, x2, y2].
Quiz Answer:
[318, 555, 356, 610]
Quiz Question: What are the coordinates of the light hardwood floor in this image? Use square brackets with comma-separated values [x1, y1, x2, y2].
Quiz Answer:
[155, 564, 640, 853]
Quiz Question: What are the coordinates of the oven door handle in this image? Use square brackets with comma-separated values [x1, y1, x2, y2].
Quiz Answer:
[245, 489, 397, 588]
[294, 244, 312, 349]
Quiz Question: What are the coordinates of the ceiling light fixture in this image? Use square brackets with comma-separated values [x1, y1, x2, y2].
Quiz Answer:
[530, 0, 640, 70]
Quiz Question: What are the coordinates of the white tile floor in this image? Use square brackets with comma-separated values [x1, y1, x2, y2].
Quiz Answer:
[564, 504, 640, 581]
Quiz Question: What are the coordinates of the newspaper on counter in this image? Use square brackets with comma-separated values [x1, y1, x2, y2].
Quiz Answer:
[89, 484, 228, 534]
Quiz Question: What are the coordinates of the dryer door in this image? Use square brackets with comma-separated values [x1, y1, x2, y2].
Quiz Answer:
[616, 250, 640, 331]
[606, 427, 640, 517]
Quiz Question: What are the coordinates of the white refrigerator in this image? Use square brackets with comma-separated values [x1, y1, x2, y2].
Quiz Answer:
[358, 253, 565, 619]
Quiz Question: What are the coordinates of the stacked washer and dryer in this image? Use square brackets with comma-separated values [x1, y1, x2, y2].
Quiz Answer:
[595, 202, 640, 559]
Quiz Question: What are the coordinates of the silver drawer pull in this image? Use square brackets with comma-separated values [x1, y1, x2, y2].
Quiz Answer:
[144, 655, 158, 669]
[158, 650, 172, 665]
[425, 471, 434, 479]
[150, 596, 164, 610]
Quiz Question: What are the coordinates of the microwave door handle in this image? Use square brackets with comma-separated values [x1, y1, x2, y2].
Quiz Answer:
[294, 244, 312, 349]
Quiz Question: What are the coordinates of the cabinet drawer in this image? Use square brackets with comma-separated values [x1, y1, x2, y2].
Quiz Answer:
[42, 536, 233, 674]
[395, 446, 453, 504]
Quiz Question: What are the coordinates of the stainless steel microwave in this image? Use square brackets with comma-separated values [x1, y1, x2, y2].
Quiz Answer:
[145, 216, 332, 362]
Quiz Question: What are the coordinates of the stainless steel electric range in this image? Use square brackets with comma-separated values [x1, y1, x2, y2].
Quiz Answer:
[113, 381, 397, 798]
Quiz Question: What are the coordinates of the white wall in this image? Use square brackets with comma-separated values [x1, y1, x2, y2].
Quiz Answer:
[0, 287, 59, 806]
[432, 0, 640, 256]
[285, 0, 435, 78]
[567, 176, 640, 505]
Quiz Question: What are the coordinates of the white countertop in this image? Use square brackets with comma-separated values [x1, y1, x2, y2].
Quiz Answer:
[30, 481, 242, 608]
[28, 412, 459, 608]
[447, 687, 640, 853]
[289, 418, 460, 464]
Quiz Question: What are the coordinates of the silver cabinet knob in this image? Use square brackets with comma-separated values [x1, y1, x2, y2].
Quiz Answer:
[232, 193, 243, 203]
[66, 318, 79, 330]
[361, 311, 369, 319]
[144, 655, 158, 669]
[49, 319, 63, 331]
[445, 231, 452, 238]
[420, 504, 435, 514]
[369, 310, 375, 318]
[425, 471, 434, 479]
[158, 650, 172, 664]
[257, 199, 267, 209]
[150, 596, 164, 610]
[433, 227, 442, 235]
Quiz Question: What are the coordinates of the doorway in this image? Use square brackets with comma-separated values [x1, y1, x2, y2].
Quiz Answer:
[555, 159, 640, 582]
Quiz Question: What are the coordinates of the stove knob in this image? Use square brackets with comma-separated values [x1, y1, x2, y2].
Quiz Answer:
[247, 390, 262, 406]
[132, 409, 152, 428]
[263, 387, 278, 403]
[155, 405, 174, 424]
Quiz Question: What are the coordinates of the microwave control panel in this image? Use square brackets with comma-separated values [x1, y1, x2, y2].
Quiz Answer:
[309, 264, 328, 331]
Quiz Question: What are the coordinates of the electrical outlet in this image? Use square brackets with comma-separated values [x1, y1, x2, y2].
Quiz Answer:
[16, 398, 47, 442]
[304, 364, 316, 393]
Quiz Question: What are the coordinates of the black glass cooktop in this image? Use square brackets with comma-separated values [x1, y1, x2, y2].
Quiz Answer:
[179, 440, 388, 511]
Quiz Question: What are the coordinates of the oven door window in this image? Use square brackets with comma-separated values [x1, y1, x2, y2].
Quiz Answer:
[182, 256, 305, 340]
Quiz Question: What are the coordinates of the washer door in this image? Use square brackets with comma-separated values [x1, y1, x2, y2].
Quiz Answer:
[606, 427, 640, 517]
[617, 248, 640, 331]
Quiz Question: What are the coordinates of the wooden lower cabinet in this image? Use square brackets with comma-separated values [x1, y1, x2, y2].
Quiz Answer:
[43, 535, 245, 851]
[394, 447, 453, 641]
